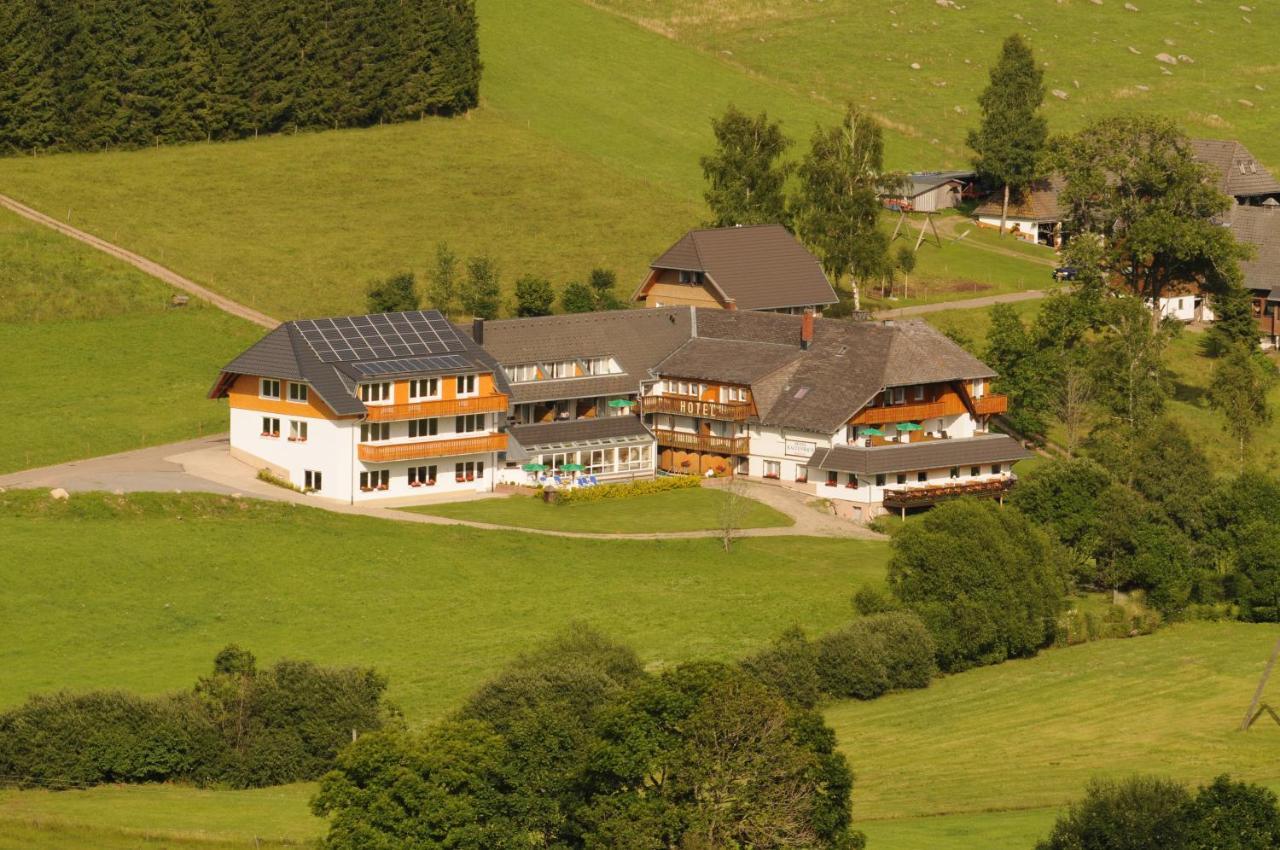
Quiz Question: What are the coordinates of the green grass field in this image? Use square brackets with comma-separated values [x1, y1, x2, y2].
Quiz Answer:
[0, 490, 887, 717]
[404, 487, 793, 533]
[593, 0, 1280, 169]
[0, 208, 259, 474]
[0, 0, 1055, 321]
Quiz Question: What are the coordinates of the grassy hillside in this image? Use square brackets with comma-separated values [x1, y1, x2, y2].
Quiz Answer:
[830, 621, 1280, 824]
[593, 0, 1280, 169]
[0, 490, 888, 717]
[0, 0, 1054, 321]
[0, 209, 259, 474]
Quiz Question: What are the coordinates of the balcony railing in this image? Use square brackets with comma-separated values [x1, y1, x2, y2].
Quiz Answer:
[364, 394, 508, 422]
[640, 395, 754, 421]
[849, 393, 1009, 425]
[652, 428, 749, 455]
[972, 394, 1009, 416]
[882, 477, 1015, 509]
[358, 433, 507, 463]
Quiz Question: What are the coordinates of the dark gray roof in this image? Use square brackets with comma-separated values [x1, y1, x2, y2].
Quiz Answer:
[211, 311, 502, 416]
[646, 225, 838, 311]
[654, 337, 800, 386]
[810, 434, 1031, 476]
[1230, 205, 1280, 298]
[508, 416, 652, 451]
[1191, 139, 1280, 200]
[471, 308, 693, 404]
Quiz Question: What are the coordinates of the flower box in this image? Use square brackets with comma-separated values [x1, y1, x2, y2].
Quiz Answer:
[466, 474, 475, 482]
[360, 486, 373, 492]
[260, 432, 270, 437]
[845, 483, 856, 489]
[376, 484, 389, 491]
[427, 479, 436, 486]
[409, 481, 422, 488]
[287, 437, 297, 442]
[271, 431, 280, 438]
[763, 474, 780, 480]
[456, 476, 465, 483]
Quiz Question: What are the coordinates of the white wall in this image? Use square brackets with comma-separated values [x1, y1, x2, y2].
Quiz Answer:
[1156, 295, 1214, 322]
[976, 214, 1042, 243]
[230, 407, 355, 500]
[815, 462, 1015, 507]
[746, 425, 834, 483]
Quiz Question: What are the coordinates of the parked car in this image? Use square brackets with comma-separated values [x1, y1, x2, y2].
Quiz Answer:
[1052, 266, 1077, 282]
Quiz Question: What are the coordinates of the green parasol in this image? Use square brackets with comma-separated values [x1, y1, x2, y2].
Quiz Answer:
[561, 463, 585, 472]
[608, 398, 636, 408]
[522, 463, 548, 472]
[895, 422, 923, 431]
[860, 427, 885, 436]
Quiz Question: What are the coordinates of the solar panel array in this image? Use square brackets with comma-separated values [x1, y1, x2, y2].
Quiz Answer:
[349, 354, 472, 377]
[294, 312, 464, 364]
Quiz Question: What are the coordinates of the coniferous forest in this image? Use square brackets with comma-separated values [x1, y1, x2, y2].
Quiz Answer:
[0, 0, 480, 155]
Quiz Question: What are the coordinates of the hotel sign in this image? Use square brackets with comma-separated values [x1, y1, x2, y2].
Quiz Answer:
[785, 439, 816, 459]
[675, 399, 741, 419]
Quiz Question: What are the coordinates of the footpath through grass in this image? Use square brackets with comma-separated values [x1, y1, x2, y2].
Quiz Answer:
[0, 490, 887, 718]
[0, 208, 259, 474]
[403, 487, 793, 534]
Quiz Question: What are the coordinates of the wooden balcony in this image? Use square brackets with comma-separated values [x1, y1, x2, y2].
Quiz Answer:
[882, 477, 1014, 509]
[1258, 314, 1279, 336]
[850, 397, 962, 426]
[640, 395, 754, 421]
[653, 428, 749, 455]
[973, 394, 1009, 416]
[364, 394, 508, 422]
[358, 433, 507, 463]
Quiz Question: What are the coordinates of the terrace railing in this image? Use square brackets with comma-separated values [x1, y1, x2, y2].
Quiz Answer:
[358, 433, 507, 463]
[652, 428, 749, 455]
[882, 477, 1014, 509]
[640, 395, 754, 421]
[364, 394, 509, 422]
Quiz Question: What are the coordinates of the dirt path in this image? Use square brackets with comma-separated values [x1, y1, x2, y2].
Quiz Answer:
[0, 435, 883, 541]
[874, 287, 1051, 319]
[0, 193, 279, 329]
[911, 213, 1059, 267]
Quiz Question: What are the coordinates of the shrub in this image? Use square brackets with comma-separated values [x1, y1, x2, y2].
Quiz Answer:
[741, 626, 821, 708]
[852, 584, 897, 616]
[889, 499, 1069, 672]
[865, 612, 936, 690]
[555, 475, 700, 505]
[814, 613, 935, 700]
[0, 647, 390, 789]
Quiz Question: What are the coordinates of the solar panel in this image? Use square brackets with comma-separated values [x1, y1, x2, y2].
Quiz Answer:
[348, 354, 473, 377]
[295, 312, 466, 364]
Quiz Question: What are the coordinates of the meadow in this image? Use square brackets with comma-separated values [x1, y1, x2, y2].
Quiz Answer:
[0, 490, 887, 717]
[0, 208, 259, 474]
[593, 0, 1280, 167]
[0, 0, 1056, 321]
[403, 487, 793, 533]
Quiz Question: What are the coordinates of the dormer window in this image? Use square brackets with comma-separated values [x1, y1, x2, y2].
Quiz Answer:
[409, 378, 440, 400]
[288, 382, 308, 403]
[456, 374, 477, 397]
[678, 270, 703, 285]
[359, 382, 391, 404]
[260, 379, 281, 399]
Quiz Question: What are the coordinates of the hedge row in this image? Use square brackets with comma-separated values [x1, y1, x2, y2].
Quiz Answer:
[742, 612, 937, 708]
[555, 475, 701, 505]
[0, 0, 479, 155]
[0, 646, 390, 789]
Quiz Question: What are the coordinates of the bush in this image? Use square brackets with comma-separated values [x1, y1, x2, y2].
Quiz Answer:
[814, 613, 936, 700]
[741, 626, 821, 708]
[889, 499, 1069, 672]
[555, 475, 700, 505]
[852, 584, 897, 616]
[0, 647, 390, 789]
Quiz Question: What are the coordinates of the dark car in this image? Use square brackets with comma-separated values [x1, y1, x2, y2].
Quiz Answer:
[1052, 266, 1077, 282]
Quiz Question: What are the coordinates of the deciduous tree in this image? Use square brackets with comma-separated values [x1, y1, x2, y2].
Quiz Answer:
[701, 105, 793, 228]
[512, 274, 554, 317]
[460, 254, 501, 319]
[1209, 345, 1275, 469]
[365, 271, 418, 313]
[425, 241, 459, 318]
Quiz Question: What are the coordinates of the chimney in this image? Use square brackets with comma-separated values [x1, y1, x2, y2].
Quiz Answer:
[801, 308, 814, 350]
[472, 317, 485, 345]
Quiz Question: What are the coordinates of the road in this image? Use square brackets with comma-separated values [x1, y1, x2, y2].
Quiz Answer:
[874, 287, 1051, 319]
[0, 193, 279, 329]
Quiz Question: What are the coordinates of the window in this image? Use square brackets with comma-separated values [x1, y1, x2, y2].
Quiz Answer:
[409, 465, 437, 485]
[304, 470, 322, 491]
[763, 460, 781, 479]
[288, 420, 308, 441]
[795, 466, 808, 484]
[456, 374, 477, 396]
[875, 473, 886, 487]
[455, 461, 483, 482]
[583, 356, 617, 376]
[889, 387, 906, 405]
[720, 386, 748, 403]
[360, 422, 391, 442]
[917, 471, 928, 483]
[914, 385, 925, 401]
[288, 382, 308, 402]
[360, 382, 391, 403]
[505, 364, 538, 383]
[896, 473, 907, 485]
[409, 378, 439, 400]
[261, 416, 280, 437]
[950, 467, 960, 479]
[991, 463, 1003, 475]
[971, 466, 981, 477]
[409, 418, 439, 438]
[678, 270, 703, 284]
[455, 414, 485, 434]
[359, 469, 390, 491]
[260, 379, 281, 399]
[972, 378, 986, 399]
[827, 471, 839, 486]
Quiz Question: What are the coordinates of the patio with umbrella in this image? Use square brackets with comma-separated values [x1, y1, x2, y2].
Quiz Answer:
[858, 426, 884, 446]
[607, 398, 636, 409]
[895, 422, 923, 443]
[521, 462, 547, 483]
[560, 462, 586, 485]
